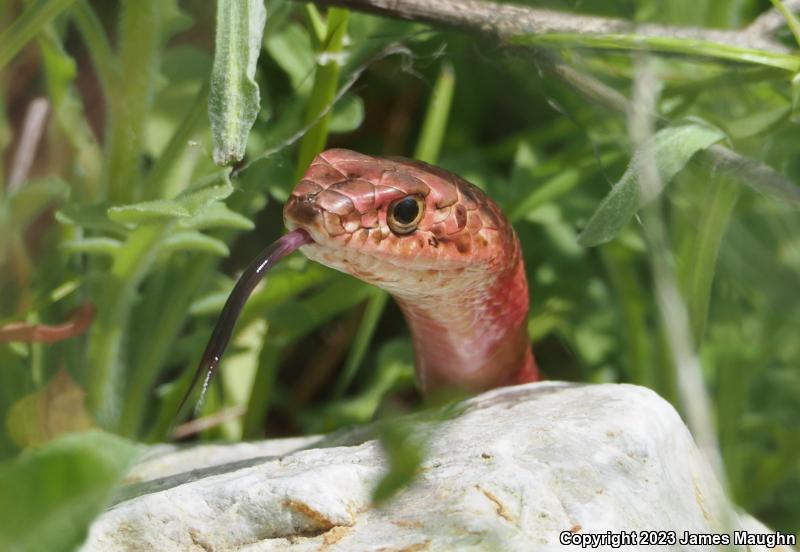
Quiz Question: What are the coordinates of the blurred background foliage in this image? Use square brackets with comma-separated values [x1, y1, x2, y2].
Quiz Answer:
[0, 0, 798, 547]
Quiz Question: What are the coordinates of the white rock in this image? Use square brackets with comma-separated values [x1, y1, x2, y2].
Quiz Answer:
[83, 383, 794, 551]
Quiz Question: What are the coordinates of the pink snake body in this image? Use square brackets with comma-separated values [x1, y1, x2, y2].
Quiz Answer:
[284, 149, 539, 392]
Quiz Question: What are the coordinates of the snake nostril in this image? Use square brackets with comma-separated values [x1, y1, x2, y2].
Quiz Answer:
[286, 195, 322, 227]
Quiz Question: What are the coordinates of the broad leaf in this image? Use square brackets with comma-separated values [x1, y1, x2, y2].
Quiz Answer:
[6, 369, 95, 448]
[0, 431, 139, 552]
[578, 123, 725, 247]
[372, 419, 425, 504]
[208, 0, 266, 165]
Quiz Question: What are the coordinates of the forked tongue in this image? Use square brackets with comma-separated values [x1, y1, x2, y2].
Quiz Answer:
[175, 229, 313, 422]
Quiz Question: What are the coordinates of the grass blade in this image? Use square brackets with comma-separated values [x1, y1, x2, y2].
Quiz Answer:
[333, 288, 389, 398]
[678, 174, 739, 344]
[103, 0, 163, 203]
[0, 0, 77, 70]
[414, 62, 455, 163]
[515, 33, 800, 72]
[769, 0, 800, 48]
[294, 7, 349, 178]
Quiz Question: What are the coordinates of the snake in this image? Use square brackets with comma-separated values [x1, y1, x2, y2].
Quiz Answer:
[179, 149, 539, 415]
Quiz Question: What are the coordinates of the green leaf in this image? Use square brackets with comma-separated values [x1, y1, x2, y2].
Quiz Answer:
[263, 22, 315, 94]
[162, 231, 230, 256]
[0, 178, 70, 260]
[241, 274, 370, 438]
[0, 0, 79, 70]
[107, 174, 234, 225]
[513, 33, 800, 73]
[6, 369, 95, 448]
[87, 224, 168, 427]
[38, 23, 103, 194]
[62, 237, 122, 257]
[294, 7, 349, 178]
[578, 123, 725, 247]
[329, 93, 365, 133]
[677, 174, 739, 344]
[208, 0, 266, 166]
[71, 0, 119, 99]
[303, 4, 326, 46]
[177, 201, 254, 231]
[87, 170, 230, 427]
[0, 431, 139, 552]
[267, 274, 371, 340]
[723, 105, 790, 140]
[171, 175, 235, 214]
[230, 262, 332, 325]
[307, 338, 414, 432]
[37, 24, 77, 105]
[507, 147, 582, 223]
[56, 202, 128, 236]
[2, 178, 69, 231]
[107, 201, 190, 224]
[769, 0, 800, 48]
[372, 418, 425, 504]
[333, 288, 389, 397]
[413, 62, 455, 163]
[103, 0, 165, 204]
[143, 77, 210, 200]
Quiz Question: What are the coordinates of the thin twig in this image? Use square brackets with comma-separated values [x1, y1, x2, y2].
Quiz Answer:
[171, 405, 246, 440]
[747, 0, 800, 38]
[297, 0, 800, 203]
[706, 144, 800, 203]
[301, 0, 789, 52]
[7, 97, 49, 193]
[630, 55, 727, 486]
[534, 48, 800, 204]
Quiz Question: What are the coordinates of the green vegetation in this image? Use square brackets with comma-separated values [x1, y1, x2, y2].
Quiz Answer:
[0, 0, 798, 548]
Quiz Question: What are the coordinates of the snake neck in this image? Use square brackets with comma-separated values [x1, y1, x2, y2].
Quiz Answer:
[392, 243, 539, 393]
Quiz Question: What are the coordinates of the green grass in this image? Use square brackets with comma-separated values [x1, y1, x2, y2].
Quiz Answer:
[0, 0, 798, 545]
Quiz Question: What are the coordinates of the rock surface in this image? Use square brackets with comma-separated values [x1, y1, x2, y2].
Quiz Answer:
[83, 383, 792, 551]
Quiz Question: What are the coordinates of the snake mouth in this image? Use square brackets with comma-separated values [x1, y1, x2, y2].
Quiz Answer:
[284, 194, 320, 228]
[283, 194, 330, 244]
[284, 193, 362, 252]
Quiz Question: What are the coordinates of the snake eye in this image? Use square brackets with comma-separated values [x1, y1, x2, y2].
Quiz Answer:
[387, 195, 424, 235]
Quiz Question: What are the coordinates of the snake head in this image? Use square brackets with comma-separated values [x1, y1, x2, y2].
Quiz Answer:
[284, 149, 516, 298]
